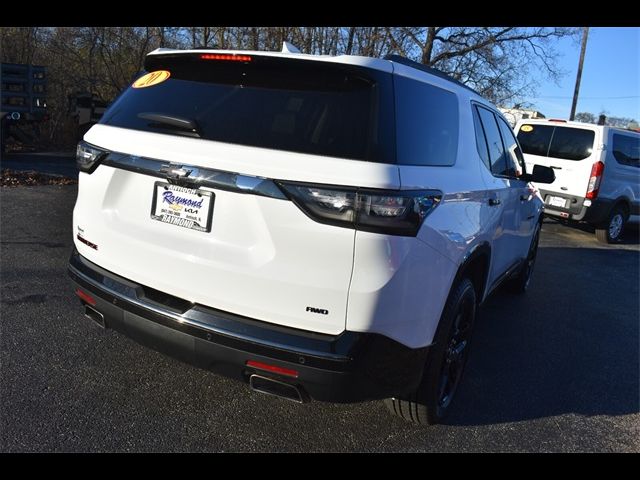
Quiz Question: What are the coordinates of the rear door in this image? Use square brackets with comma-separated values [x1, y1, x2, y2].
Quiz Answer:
[496, 115, 537, 254]
[474, 105, 525, 284]
[74, 53, 398, 336]
[516, 123, 599, 205]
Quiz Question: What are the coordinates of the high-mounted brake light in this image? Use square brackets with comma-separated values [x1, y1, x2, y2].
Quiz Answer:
[586, 161, 605, 199]
[200, 54, 252, 62]
[548, 119, 567, 123]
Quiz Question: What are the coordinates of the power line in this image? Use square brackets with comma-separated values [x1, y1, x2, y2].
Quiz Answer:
[536, 95, 639, 99]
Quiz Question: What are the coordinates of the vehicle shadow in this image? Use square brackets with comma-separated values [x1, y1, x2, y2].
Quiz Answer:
[445, 246, 640, 426]
[543, 216, 640, 245]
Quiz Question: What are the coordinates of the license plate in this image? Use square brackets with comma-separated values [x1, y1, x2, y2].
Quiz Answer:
[151, 182, 214, 232]
[548, 195, 567, 208]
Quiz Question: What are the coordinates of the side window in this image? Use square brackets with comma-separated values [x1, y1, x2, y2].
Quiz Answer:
[394, 76, 459, 166]
[497, 116, 525, 177]
[476, 106, 509, 176]
[472, 106, 491, 171]
[612, 133, 640, 168]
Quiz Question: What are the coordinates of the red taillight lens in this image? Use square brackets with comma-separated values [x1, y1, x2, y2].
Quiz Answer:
[586, 161, 605, 199]
[200, 54, 252, 62]
[246, 360, 298, 378]
[76, 289, 96, 306]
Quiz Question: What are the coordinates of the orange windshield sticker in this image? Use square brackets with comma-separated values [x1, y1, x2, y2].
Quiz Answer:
[132, 70, 171, 89]
[521, 125, 533, 132]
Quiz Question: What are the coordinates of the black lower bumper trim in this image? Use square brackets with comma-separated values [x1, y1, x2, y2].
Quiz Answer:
[539, 189, 619, 225]
[68, 249, 429, 403]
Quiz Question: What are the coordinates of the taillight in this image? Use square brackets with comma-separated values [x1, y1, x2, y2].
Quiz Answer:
[75, 289, 96, 306]
[277, 182, 442, 236]
[586, 161, 605, 199]
[76, 140, 108, 173]
[246, 360, 298, 378]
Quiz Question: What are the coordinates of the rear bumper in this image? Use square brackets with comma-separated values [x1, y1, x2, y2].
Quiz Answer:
[540, 189, 613, 225]
[68, 249, 429, 403]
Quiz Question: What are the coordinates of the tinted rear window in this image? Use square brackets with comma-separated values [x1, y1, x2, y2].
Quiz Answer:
[547, 127, 595, 160]
[517, 124, 595, 161]
[100, 54, 395, 163]
[516, 124, 553, 157]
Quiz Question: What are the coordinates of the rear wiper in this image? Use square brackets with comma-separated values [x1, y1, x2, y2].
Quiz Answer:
[138, 112, 202, 138]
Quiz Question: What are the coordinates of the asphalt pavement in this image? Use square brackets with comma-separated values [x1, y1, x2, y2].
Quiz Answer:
[1, 184, 638, 452]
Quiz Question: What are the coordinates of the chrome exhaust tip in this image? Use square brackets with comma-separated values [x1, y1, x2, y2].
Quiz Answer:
[249, 374, 309, 403]
[84, 304, 105, 328]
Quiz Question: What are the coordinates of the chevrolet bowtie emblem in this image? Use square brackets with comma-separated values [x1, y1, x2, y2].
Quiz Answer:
[160, 164, 193, 178]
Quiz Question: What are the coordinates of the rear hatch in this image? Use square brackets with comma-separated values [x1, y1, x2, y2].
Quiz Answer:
[74, 52, 398, 335]
[516, 122, 599, 207]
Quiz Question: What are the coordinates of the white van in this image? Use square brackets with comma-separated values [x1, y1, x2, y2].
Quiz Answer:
[515, 119, 640, 243]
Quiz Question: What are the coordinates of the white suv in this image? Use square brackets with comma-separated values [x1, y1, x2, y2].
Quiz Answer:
[515, 119, 640, 243]
[68, 48, 554, 425]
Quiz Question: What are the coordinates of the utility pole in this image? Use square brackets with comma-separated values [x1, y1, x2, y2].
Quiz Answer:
[570, 27, 589, 121]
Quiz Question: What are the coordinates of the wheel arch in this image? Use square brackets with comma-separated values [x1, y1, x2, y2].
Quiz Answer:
[453, 242, 491, 305]
[612, 197, 631, 217]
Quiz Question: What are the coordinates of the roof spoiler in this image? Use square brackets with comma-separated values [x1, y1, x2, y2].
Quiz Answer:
[282, 42, 301, 54]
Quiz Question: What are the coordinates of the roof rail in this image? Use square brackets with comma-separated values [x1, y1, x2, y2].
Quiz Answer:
[383, 54, 480, 96]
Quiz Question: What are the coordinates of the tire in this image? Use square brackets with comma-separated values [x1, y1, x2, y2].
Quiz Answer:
[384, 277, 476, 425]
[507, 221, 541, 294]
[595, 206, 627, 244]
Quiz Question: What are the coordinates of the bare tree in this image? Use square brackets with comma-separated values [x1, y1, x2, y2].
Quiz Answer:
[384, 27, 577, 104]
[574, 112, 597, 124]
[1, 26, 578, 150]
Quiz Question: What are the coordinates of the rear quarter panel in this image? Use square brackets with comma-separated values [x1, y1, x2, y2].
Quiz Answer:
[346, 84, 494, 348]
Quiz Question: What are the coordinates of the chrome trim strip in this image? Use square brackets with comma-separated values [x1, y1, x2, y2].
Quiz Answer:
[101, 152, 287, 200]
[68, 262, 348, 361]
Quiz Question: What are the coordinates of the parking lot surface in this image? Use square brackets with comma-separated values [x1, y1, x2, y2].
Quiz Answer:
[1, 185, 638, 452]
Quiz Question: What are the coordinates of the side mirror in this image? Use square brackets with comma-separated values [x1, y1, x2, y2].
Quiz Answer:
[523, 164, 555, 184]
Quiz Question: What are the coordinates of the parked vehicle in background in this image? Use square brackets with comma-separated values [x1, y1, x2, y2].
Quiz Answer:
[498, 107, 545, 128]
[1, 62, 48, 152]
[515, 119, 640, 243]
[68, 92, 109, 141]
[68, 47, 555, 426]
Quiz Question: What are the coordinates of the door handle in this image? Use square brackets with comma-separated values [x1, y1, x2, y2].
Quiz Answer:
[551, 166, 562, 170]
[489, 198, 501, 206]
[520, 194, 529, 201]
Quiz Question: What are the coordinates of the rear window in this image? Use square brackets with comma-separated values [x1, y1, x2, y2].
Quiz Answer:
[517, 124, 595, 161]
[515, 124, 553, 157]
[100, 54, 395, 163]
